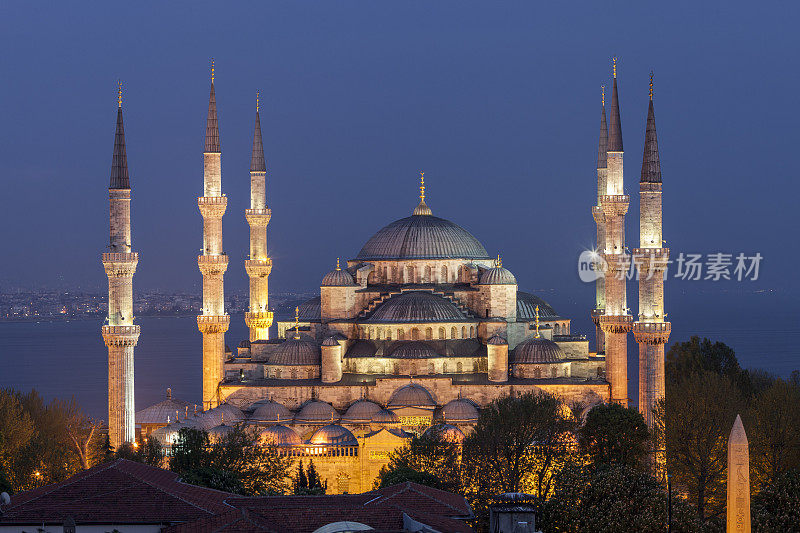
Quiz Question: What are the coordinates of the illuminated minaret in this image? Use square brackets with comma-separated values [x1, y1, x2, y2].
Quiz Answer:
[102, 82, 139, 448]
[598, 58, 633, 406]
[244, 91, 273, 341]
[197, 60, 230, 409]
[633, 73, 670, 430]
[591, 86, 608, 355]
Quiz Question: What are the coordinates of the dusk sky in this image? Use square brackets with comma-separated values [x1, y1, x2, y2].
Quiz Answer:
[2, 2, 796, 324]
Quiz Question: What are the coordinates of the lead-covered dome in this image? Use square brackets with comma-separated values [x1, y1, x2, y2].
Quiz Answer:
[250, 400, 293, 424]
[512, 336, 565, 363]
[342, 400, 383, 423]
[309, 424, 358, 446]
[295, 400, 340, 424]
[442, 398, 479, 423]
[388, 341, 441, 359]
[260, 424, 302, 446]
[365, 292, 470, 323]
[479, 266, 517, 285]
[516, 291, 560, 320]
[389, 383, 436, 407]
[268, 334, 321, 366]
[321, 265, 356, 287]
[356, 214, 490, 261]
[423, 423, 465, 443]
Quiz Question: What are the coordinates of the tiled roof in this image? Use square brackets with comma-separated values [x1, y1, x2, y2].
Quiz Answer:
[0, 459, 235, 526]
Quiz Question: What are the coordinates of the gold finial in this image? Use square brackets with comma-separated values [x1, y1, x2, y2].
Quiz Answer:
[211, 58, 215, 83]
[256, 90, 260, 113]
[117, 80, 123, 108]
[336, 257, 341, 271]
[601, 85, 605, 107]
[294, 306, 300, 339]
[534, 305, 540, 338]
[419, 171, 425, 202]
[612, 57, 617, 79]
[649, 70, 654, 101]
[495, 254, 502, 268]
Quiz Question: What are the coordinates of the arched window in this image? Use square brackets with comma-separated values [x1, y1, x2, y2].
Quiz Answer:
[392, 265, 398, 281]
[551, 367, 557, 378]
[443, 362, 448, 373]
[469, 326, 474, 337]
[461, 326, 466, 338]
[441, 265, 448, 283]
[376, 328, 382, 340]
[394, 362, 400, 374]
[411, 328, 419, 340]
[308, 369, 314, 379]
[276, 368, 282, 379]
[386, 330, 392, 341]
[563, 367, 569, 377]
[534, 367, 541, 378]
[337, 475, 350, 494]
[425, 327, 432, 340]
[291, 369, 297, 379]
[554, 323, 560, 335]
[407, 265, 415, 283]
[398, 329, 405, 340]
[597, 366, 604, 378]
[451, 326, 457, 338]
[438, 327, 445, 339]
[425, 265, 432, 282]
[428, 362, 435, 374]
[369, 328, 374, 339]
[457, 362, 463, 373]
[473, 361, 479, 372]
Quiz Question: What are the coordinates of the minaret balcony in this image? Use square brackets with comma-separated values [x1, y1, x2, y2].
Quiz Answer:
[245, 311, 274, 329]
[633, 321, 671, 345]
[590, 308, 605, 326]
[245, 208, 272, 227]
[198, 254, 229, 275]
[197, 314, 231, 334]
[102, 324, 141, 346]
[198, 196, 228, 218]
[245, 259, 273, 277]
[592, 206, 605, 223]
[102, 252, 139, 277]
[598, 314, 633, 334]
[632, 248, 670, 275]
[600, 195, 630, 216]
[640, 182, 662, 193]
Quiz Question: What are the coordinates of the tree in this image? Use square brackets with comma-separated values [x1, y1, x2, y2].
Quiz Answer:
[666, 336, 741, 383]
[664, 371, 742, 522]
[169, 426, 292, 495]
[579, 403, 649, 470]
[293, 461, 326, 495]
[541, 463, 705, 533]
[746, 379, 800, 491]
[0, 389, 35, 491]
[752, 469, 800, 531]
[375, 433, 462, 493]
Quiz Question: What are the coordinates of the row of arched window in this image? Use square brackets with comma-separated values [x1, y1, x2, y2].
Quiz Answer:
[267, 368, 317, 380]
[360, 325, 476, 341]
[345, 360, 479, 375]
[371, 263, 478, 284]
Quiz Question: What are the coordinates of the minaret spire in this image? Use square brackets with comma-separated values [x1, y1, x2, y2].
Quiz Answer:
[103, 83, 140, 448]
[641, 73, 661, 183]
[205, 59, 220, 153]
[597, 86, 608, 170]
[591, 85, 609, 355]
[244, 90, 273, 342]
[608, 58, 623, 152]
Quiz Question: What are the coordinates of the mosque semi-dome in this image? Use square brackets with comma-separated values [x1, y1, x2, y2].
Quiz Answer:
[342, 400, 383, 423]
[387, 341, 441, 359]
[512, 336, 565, 364]
[388, 383, 436, 408]
[269, 334, 321, 366]
[365, 291, 471, 323]
[371, 409, 401, 425]
[295, 400, 340, 424]
[356, 214, 490, 261]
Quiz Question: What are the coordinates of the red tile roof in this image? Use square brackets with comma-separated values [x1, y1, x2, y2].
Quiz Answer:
[0, 459, 236, 526]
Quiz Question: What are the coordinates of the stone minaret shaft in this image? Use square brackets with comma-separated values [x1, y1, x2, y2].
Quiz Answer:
[244, 95, 273, 341]
[197, 67, 230, 410]
[103, 88, 139, 448]
[633, 77, 670, 429]
[591, 88, 608, 355]
[598, 63, 633, 406]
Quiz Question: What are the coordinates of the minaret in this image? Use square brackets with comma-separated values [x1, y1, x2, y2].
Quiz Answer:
[197, 60, 230, 410]
[598, 58, 633, 406]
[633, 73, 670, 431]
[244, 91, 273, 341]
[591, 86, 609, 355]
[102, 81, 139, 448]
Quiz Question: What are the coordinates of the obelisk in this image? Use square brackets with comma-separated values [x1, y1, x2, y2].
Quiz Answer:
[727, 414, 750, 533]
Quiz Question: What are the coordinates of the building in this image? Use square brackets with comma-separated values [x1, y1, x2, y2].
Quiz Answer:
[0, 459, 473, 533]
[136, 59, 668, 492]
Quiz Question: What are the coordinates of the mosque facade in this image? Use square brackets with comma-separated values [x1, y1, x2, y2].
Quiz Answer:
[120, 61, 668, 493]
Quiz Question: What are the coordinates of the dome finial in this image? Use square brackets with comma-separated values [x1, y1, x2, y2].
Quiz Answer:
[413, 171, 433, 215]
[294, 306, 300, 339]
[419, 171, 425, 202]
[336, 257, 341, 271]
[534, 305, 541, 338]
[495, 254, 502, 268]
[601, 85, 605, 107]
[211, 58, 215, 83]
[118, 79, 123, 108]
[612, 57, 617, 79]
[256, 90, 260, 113]
[649, 70, 654, 101]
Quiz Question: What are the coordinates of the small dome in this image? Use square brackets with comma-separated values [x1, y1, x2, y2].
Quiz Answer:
[423, 423, 465, 443]
[512, 336, 565, 364]
[296, 400, 340, 424]
[371, 409, 401, 425]
[208, 423, 234, 441]
[366, 292, 470, 323]
[479, 266, 517, 285]
[388, 341, 440, 359]
[487, 333, 507, 345]
[260, 424, 302, 446]
[516, 291, 560, 320]
[238, 340, 251, 349]
[269, 334, 321, 366]
[388, 384, 435, 408]
[250, 400, 293, 424]
[321, 267, 356, 287]
[297, 296, 322, 321]
[195, 404, 244, 429]
[322, 335, 340, 347]
[309, 424, 358, 446]
[342, 400, 383, 423]
[442, 399, 479, 423]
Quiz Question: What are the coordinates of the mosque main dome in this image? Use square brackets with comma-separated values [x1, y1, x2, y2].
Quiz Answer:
[355, 214, 490, 261]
